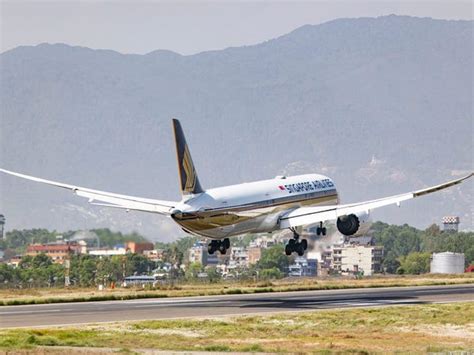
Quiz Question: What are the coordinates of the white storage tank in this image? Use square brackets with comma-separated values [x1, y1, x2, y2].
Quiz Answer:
[430, 252, 465, 274]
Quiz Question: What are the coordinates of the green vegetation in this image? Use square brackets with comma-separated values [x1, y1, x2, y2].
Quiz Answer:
[371, 221, 474, 273]
[0, 253, 155, 288]
[398, 252, 431, 275]
[1, 274, 472, 306]
[0, 228, 149, 260]
[0, 229, 57, 259]
[0, 222, 472, 291]
[1, 302, 473, 352]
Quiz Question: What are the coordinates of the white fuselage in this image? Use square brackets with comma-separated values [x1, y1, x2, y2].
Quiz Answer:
[171, 174, 338, 239]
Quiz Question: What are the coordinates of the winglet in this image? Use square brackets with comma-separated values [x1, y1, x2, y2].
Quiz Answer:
[172, 119, 204, 195]
[413, 172, 474, 197]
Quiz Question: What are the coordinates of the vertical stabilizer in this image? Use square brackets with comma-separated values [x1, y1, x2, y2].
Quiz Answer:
[172, 119, 204, 195]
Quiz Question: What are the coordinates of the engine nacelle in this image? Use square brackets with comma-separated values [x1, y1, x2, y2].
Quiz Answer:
[336, 212, 371, 236]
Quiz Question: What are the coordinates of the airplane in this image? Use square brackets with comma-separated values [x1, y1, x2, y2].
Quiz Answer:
[1, 119, 472, 256]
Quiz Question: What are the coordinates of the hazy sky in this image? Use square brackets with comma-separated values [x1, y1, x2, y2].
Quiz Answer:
[1, 1, 472, 55]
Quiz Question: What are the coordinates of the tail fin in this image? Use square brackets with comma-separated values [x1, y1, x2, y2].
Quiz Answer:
[172, 119, 204, 195]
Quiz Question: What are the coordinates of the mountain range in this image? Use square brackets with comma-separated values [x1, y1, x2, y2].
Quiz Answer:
[0, 15, 472, 241]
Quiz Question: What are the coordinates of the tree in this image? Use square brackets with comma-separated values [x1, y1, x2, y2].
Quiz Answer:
[398, 252, 431, 274]
[126, 253, 154, 275]
[185, 262, 203, 280]
[382, 251, 401, 274]
[205, 266, 221, 283]
[257, 244, 290, 274]
[260, 267, 283, 279]
[70, 255, 97, 286]
[32, 253, 52, 268]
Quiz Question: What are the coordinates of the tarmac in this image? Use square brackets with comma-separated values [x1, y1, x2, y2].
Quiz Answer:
[1, 284, 472, 328]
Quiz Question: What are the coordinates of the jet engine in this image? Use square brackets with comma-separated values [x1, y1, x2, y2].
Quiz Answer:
[336, 211, 371, 236]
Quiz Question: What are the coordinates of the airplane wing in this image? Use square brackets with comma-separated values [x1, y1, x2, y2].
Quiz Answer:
[279, 173, 473, 229]
[0, 168, 177, 215]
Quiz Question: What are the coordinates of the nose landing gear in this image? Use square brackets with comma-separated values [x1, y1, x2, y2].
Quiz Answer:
[285, 228, 307, 256]
[208, 238, 230, 255]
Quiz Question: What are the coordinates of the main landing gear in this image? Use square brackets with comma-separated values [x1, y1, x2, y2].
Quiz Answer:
[285, 228, 307, 256]
[316, 221, 327, 236]
[208, 238, 230, 255]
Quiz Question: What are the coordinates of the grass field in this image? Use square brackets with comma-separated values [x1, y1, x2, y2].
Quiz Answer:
[1, 302, 473, 353]
[1, 273, 473, 306]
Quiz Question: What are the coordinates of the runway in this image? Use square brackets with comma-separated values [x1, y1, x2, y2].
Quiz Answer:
[1, 284, 472, 328]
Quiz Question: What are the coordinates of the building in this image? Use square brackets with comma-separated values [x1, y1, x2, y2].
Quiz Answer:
[332, 244, 383, 276]
[442, 216, 460, 232]
[288, 257, 317, 277]
[318, 250, 333, 276]
[143, 249, 164, 262]
[248, 246, 262, 265]
[347, 236, 374, 246]
[26, 242, 84, 264]
[126, 241, 154, 254]
[188, 241, 218, 266]
[8, 255, 22, 268]
[89, 247, 127, 256]
[249, 235, 276, 249]
[430, 252, 465, 274]
[0, 214, 5, 240]
[228, 247, 249, 269]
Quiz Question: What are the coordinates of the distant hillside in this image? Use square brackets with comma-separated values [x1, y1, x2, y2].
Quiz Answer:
[0, 15, 472, 240]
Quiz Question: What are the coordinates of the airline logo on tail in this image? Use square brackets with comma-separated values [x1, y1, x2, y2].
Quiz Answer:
[182, 145, 197, 192]
[172, 119, 203, 195]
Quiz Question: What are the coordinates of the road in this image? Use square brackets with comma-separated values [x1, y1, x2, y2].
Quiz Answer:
[1, 284, 472, 328]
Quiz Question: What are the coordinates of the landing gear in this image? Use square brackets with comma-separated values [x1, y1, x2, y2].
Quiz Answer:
[208, 238, 230, 255]
[285, 228, 307, 256]
[316, 221, 327, 236]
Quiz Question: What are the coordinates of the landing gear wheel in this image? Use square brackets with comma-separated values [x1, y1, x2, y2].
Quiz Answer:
[322, 227, 327, 236]
[301, 239, 308, 251]
[285, 227, 303, 256]
[223, 238, 230, 249]
[218, 243, 227, 255]
[208, 243, 215, 255]
[296, 243, 305, 256]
